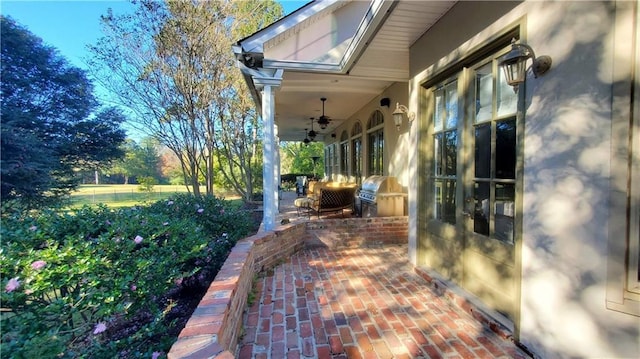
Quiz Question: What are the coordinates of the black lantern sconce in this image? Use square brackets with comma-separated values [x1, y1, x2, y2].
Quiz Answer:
[498, 38, 552, 91]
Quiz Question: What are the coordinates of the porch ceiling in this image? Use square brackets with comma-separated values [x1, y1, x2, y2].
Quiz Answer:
[273, 0, 457, 142]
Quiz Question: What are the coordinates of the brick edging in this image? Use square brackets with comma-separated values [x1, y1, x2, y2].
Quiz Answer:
[168, 223, 306, 358]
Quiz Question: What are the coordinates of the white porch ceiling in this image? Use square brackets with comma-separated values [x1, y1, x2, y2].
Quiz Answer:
[267, 0, 458, 141]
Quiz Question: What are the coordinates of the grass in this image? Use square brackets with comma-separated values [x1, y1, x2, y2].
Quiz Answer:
[68, 184, 239, 208]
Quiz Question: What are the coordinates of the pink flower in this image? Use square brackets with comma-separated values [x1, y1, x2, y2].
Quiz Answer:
[29, 225, 37, 231]
[134, 235, 143, 244]
[93, 322, 107, 335]
[130, 284, 137, 291]
[31, 260, 47, 270]
[152, 351, 163, 359]
[219, 209, 225, 215]
[5, 277, 20, 292]
[174, 278, 183, 286]
[197, 208, 204, 214]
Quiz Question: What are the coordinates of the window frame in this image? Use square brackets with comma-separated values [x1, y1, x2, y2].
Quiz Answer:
[431, 78, 460, 225]
[366, 110, 385, 176]
[340, 131, 349, 178]
[605, 0, 640, 316]
[351, 121, 363, 185]
[468, 57, 519, 244]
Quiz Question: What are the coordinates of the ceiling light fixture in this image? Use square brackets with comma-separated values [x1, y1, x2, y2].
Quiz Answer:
[317, 97, 331, 130]
[308, 118, 317, 140]
[302, 128, 310, 145]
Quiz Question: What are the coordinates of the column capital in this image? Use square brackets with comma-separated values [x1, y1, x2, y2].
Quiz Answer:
[253, 68, 284, 90]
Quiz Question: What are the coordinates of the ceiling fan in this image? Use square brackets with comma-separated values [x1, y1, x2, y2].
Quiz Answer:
[302, 128, 311, 145]
[307, 118, 317, 140]
[317, 97, 331, 130]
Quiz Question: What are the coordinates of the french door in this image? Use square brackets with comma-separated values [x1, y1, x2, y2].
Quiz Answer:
[420, 43, 522, 321]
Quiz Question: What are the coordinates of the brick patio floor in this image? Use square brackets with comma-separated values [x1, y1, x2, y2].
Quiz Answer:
[237, 243, 530, 359]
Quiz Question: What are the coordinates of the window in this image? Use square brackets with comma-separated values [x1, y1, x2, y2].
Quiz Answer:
[471, 62, 518, 243]
[351, 122, 363, 185]
[367, 110, 384, 176]
[324, 146, 332, 179]
[340, 131, 349, 177]
[432, 80, 458, 225]
[324, 143, 339, 180]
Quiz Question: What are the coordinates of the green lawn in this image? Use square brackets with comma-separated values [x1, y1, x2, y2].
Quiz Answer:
[68, 184, 236, 208]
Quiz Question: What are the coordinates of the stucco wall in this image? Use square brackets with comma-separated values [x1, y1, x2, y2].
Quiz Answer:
[407, 1, 639, 358]
[516, 1, 638, 358]
[325, 81, 410, 187]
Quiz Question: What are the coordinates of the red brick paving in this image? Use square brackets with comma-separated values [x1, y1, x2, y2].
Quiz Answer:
[238, 244, 529, 358]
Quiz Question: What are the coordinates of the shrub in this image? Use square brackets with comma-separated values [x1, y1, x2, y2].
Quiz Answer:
[137, 176, 157, 193]
[0, 194, 255, 358]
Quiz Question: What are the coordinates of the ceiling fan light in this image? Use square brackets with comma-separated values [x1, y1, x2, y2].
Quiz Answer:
[317, 98, 331, 130]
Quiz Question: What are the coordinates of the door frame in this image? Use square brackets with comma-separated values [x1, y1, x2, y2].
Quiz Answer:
[416, 26, 525, 335]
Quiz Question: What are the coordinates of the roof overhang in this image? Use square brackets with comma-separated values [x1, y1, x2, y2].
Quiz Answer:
[234, 0, 457, 141]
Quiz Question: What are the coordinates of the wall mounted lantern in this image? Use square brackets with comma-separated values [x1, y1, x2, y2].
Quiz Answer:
[498, 38, 552, 90]
[392, 102, 415, 131]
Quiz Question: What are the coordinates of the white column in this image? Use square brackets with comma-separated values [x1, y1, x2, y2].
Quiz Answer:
[254, 69, 282, 232]
[261, 85, 277, 231]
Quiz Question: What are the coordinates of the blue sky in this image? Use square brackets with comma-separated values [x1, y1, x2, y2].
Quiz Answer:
[1, 0, 309, 69]
[1, 0, 308, 138]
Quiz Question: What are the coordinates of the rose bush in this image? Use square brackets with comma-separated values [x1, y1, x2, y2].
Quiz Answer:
[0, 194, 256, 358]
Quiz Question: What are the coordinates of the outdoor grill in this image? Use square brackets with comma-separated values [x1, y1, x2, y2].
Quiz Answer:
[358, 176, 407, 217]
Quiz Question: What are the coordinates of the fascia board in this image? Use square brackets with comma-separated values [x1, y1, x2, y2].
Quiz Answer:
[263, 59, 343, 73]
[339, 0, 396, 72]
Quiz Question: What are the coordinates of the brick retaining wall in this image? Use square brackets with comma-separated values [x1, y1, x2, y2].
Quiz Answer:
[168, 216, 408, 358]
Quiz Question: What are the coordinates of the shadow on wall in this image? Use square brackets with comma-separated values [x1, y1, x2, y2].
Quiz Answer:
[519, 1, 638, 357]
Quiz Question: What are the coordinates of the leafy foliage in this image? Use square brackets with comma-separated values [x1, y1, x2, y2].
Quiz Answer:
[0, 17, 127, 207]
[281, 141, 325, 178]
[1, 194, 256, 358]
[110, 138, 163, 185]
[88, 0, 283, 199]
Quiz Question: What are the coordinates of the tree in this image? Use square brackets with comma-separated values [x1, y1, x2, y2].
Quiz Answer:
[88, 0, 282, 201]
[281, 142, 325, 178]
[110, 137, 162, 184]
[0, 16, 126, 206]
